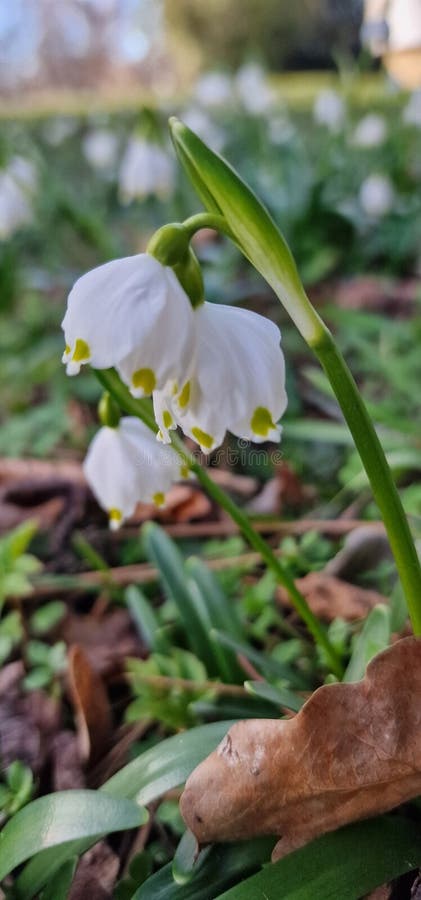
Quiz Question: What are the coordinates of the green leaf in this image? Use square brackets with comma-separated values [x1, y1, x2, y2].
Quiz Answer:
[143, 523, 220, 675]
[172, 830, 211, 885]
[185, 558, 244, 683]
[30, 601, 67, 636]
[244, 680, 303, 712]
[0, 790, 148, 881]
[343, 605, 391, 683]
[216, 817, 421, 899]
[125, 584, 169, 653]
[16, 721, 234, 898]
[39, 858, 78, 900]
[132, 837, 274, 899]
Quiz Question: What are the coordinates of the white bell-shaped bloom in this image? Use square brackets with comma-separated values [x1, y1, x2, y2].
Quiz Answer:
[62, 253, 196, 393]
[0, 156, 37, 240]
[194, 71, 233, 108]
[235, 63, 274, 115]
[82, 128, 119, 172]
[154, 303, 287, 453]
[84, 417, 185, 529]
[352, 113, 387, 147]
[313, 89, 345, 132]
[359, 173, 394, 218]
[119, 136, 175, 203]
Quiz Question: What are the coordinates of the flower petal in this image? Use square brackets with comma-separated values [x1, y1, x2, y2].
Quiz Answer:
[62, 254, 195, 381]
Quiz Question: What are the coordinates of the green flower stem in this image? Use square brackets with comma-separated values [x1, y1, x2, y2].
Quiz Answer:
[95, 368, 344, 678]
[182, 213, 235, 242]
[310, 327, 421, 636]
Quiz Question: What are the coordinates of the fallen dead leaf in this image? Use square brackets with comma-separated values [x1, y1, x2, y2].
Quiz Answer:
[325, 524, 392, 582]
[60, 609, 142, 675]
[68, 842, 120, 900]
[277, 571, 386, 622]
[67, 645, 112, 764]
[51, 731, 85, 790]
[181, 637, 421, 861]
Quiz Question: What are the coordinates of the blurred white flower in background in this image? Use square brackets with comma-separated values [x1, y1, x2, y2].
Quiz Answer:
[234, 63, 274, 115]
[194, 71, 233, 108]
[0, 156, 37, 239]
[42, 117, 78, 147]
[313, 89, 346, 132]
[268, 114, 296, 146]
[403, 90, 421, 127]
[119, 136, 175, 202]
[84, 417, 185, 529]
[82, 128, 119, 173]
[182, 107, 226, 152]
[352, 113, 387, 147]
[359, 173, 395, 218]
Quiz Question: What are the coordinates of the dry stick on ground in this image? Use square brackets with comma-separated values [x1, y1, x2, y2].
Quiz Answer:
[30, 520, 385, 598]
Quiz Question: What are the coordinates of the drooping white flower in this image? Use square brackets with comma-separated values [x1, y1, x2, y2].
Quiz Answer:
[403, 91, 421, 127]
[61, 253, 196, 394]
[119, 136, 175, 203]
[235, 63, 274, 115]
[351, 113, 387, 147]
[359, 173, 394, 218]
[83, 416, 185, 528]
[194, 72, 233, 108]
[82, 128, 119, 172]
[0, 156, 37, 240]
[313, 89, 345, 132]
[154, 303, 287, 453]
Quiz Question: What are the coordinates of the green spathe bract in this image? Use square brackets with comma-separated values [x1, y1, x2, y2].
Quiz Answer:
[169, 118, 321, 342]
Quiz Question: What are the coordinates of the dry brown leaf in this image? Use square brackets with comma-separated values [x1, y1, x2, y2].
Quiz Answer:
[181, 637, 421, 861]
[60, 609, 141, 675]
[67, 645, 112, 763]
[277, 571, 386, 622]
[68, 843, 120, 900]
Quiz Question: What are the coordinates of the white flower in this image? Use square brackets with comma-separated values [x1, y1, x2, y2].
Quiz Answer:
[359, 174, 394, 218]
[235, 63, 274, 115]
[61, 253, 196, 394]
[82, 129, 119, 171]
[119, 136, 175, 203]
[268, 114, 296, 146]
[194, 72, 233, 108]
[154, 303, 287, 453]
[0, 156, 37, 240]
[42, 117, 77, 146]
[313, 89, 345, 132]
[83, 417, 186, 528]
[403, 91, 421, 127]
[351, 113, 387, 147]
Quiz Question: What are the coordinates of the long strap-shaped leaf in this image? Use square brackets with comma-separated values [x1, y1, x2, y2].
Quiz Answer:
[0, 790, 147, 881]
[217, 817, 421, 900]
[12, 721, 234, 899]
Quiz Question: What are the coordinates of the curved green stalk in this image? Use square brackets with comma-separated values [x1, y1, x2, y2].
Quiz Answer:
[95, 368, 343, 678]
[169, 120, 421, 634]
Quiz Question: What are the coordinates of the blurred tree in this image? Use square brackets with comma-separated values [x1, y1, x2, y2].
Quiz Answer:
[164, 0, 363, 72]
